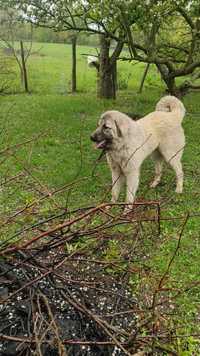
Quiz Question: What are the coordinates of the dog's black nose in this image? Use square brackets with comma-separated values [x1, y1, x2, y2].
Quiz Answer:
[90, 134, 96, 142]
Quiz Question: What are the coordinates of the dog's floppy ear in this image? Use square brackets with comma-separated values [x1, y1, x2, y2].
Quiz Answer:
[114, 120, 123, 137]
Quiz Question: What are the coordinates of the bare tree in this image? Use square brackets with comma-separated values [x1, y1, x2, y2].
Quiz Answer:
[0, 9, 33, 93]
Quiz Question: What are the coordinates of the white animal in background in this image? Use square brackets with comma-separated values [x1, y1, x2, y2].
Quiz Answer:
[87, 56, 99, 70]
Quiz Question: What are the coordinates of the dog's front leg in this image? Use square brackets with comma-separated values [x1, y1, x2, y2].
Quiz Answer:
[111, 169, 124, 203]
[125, 171, 139, 211]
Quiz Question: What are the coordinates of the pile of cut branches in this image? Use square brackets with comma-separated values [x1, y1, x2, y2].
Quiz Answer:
[0, 199, 190, 356]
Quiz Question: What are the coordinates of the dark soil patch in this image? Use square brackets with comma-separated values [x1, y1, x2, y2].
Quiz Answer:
[0, 253, 138, 356]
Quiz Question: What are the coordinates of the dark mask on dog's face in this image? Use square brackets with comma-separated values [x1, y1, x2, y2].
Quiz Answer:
[90, 121, 113, 150]
[90, 112, 124, 151]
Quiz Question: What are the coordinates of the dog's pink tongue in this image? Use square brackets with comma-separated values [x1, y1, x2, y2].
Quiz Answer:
[96, 140, 105, 149]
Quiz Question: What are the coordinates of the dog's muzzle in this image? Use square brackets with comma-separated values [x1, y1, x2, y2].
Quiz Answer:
[90, 131, 110, 150]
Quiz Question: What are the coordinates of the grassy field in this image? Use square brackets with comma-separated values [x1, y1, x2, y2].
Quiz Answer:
[1, 41, 200, 352]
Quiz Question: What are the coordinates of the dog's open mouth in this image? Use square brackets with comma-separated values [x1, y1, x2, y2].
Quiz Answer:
[95, 140, 106, 149]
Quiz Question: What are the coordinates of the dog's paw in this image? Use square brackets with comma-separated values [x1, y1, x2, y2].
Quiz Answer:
[122, 205, 133, 216]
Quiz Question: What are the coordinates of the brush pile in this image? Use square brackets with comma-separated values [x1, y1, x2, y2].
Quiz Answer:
[0, 202, 164, 356]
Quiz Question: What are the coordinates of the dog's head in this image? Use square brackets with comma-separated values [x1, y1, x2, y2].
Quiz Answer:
[90, 111, 128, 150]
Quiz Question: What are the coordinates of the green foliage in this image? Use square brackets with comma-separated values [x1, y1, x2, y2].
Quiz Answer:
[178, 336, 200, 355]
[65, 236, 97, 255]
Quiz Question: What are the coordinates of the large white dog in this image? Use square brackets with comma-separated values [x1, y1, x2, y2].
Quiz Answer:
[91, 96, 185, 207]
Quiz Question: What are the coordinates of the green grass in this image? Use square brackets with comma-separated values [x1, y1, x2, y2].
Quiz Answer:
[1, 41, 200, 351]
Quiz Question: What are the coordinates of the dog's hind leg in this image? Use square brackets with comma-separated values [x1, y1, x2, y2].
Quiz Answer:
[150, 150, 164, 188]
[159, 146, 184, 193]
[168, 158, 183, 193]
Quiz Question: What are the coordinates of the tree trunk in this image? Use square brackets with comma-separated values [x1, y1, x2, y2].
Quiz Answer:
[157, 64, 182, 97]
[20, 40, 29, 93]
[164, 76, 177, 96]
[138, 63, 150, 93]
[112, 61, 118, 98]
[71, 35, 77, 93]
[98, 34, 116, 99]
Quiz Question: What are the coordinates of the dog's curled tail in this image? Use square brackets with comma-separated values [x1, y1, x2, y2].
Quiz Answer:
[155, 95, 185, 121]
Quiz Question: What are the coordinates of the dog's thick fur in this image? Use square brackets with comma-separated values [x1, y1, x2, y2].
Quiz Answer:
[91, 96, 185, 207]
